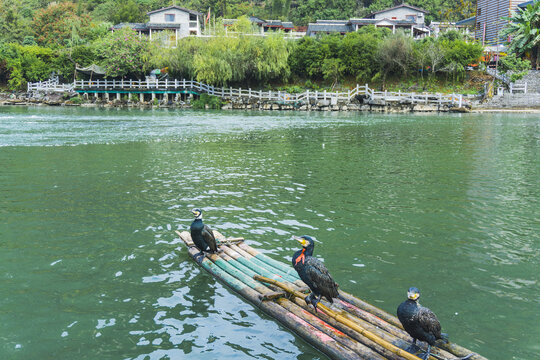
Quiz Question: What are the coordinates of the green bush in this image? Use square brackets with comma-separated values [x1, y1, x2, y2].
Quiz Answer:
[192, 93, 223, 109]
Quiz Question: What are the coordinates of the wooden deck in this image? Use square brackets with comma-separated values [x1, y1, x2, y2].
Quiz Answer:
[177, 230, 485, 360]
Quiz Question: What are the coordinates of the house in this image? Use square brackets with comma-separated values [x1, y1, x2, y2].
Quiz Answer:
[366, 3, 427, 25]
[474, 0, 524, 46]
[518, 0, 539, 8]
[360, 3, 431, 36]
[430, 18, 475, 37]
[222, 17, 295, 35]
[112, 5, 202, 46]
[306, 20, 353, 37]
[307, 3, 430, 38]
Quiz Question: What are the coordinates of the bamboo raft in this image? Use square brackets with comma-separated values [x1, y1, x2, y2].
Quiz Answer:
[176, 230, 487, 360]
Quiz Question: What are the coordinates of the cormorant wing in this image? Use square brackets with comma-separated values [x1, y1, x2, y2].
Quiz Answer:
[303, 257, 339, 299]
[417, 306, 442, 337]
[202, 224, 218, 252]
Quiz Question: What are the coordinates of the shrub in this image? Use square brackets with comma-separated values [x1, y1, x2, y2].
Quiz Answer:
[192, 93, 223, 109]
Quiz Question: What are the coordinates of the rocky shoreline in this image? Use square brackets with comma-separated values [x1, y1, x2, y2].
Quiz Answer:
[1, 91, 539, 113]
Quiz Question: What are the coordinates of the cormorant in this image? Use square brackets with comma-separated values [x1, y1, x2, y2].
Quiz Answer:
[292, 235, 339, 312]
[397, 287, 448, 360]
[190, 208, 218, 256]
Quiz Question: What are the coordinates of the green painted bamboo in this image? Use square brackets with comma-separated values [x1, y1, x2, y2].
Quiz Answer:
[238, 242, 302, 280]
[186, 247, 360, 360]
[229, 245, 296, 282]
[217, 248, 260, 278]
[207, 254, 272, 293]
[230, 244, 300, 283]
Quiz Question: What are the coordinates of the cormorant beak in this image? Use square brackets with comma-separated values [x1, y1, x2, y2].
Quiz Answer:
[408, 292, 420, 300]
[293, 236, 308, 247]
[192, 210, 200, 217]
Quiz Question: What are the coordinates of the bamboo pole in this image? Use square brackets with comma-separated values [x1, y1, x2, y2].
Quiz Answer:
[254, 275, 424, 360]
[339, 293, 484, 360]
[230, 244, 299, 283]
[276, 298, 386, 360]
[238, 242, 302, 280]
[210, 248, 378, 359]
[289, 296, 404, 360]
[187, 247, 359, 360]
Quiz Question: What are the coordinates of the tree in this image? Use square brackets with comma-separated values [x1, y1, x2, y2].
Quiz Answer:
[95, 27, 150, 78]
[0, 0, 33, 44]
[501, 1, 540, 69]
[440, 0, 475, 22]
[499, 53, 531, 82]
[376, 31, 414, 88]
[0, 43, 55, 89]
[339, 26, 389, 81]
[32, 2, 91, 48]
[110, 0, 144, 24]
[322, 58, 345, 89]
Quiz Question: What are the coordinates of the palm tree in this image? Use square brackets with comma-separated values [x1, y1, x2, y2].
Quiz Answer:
[501, 1, 540, 69]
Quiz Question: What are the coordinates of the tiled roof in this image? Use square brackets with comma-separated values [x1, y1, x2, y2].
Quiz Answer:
[249, 16, 266, 24]
[316, 20, 350, 25]
[518, 0, 538, 7]
[282, 22, 294, 29]
[146, 23, 184, 29]
[112, 23, 148, 30]
[455, 17, 476, 26]
[264, 20, 283, 26]
[147, 5, 202, 16]
[368, 3, 428, 17]
[307, 23, 353, 34]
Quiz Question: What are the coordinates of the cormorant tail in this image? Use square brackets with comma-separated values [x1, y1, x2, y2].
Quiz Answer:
[440, 333, 449, 343]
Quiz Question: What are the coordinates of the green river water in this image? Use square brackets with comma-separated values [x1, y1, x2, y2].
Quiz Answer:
[0, 107, 538, 360]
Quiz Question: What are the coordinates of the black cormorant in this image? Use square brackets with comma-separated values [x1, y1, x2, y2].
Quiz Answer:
[397, 287, 448, 360]
[292, 235, 339, 312]
[190, 208, 218, 256]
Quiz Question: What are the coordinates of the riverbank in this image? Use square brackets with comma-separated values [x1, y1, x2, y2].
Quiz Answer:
[2, 91, 539, 113]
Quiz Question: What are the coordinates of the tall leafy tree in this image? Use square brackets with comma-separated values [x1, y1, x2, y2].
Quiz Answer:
[0, 0, 33, 43]
[501, 1, 540, 69]
[32, 2, 91, 48]
[95, 26, 150, 78]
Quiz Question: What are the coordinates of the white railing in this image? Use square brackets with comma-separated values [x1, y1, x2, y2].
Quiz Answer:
[28, 78, 465, 107]
[27, 77, 74, 93]
[509, 82, 527, 94]
[486, 67, 528, 94]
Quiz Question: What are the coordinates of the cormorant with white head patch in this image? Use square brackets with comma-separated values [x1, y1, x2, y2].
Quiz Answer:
[190, 208, 218, 256]
[397, 287, 448, 360]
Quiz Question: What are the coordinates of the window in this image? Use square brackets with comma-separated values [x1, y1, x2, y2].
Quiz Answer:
[165, 14, 175, 22]
[477, 8, 481, 16]
[406, 15, 416, 21]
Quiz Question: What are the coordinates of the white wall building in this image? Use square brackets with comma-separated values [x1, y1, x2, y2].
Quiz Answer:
[112, 5, 202, 47]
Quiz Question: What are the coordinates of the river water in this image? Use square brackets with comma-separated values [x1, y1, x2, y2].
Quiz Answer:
[0, 107, 538, 360]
